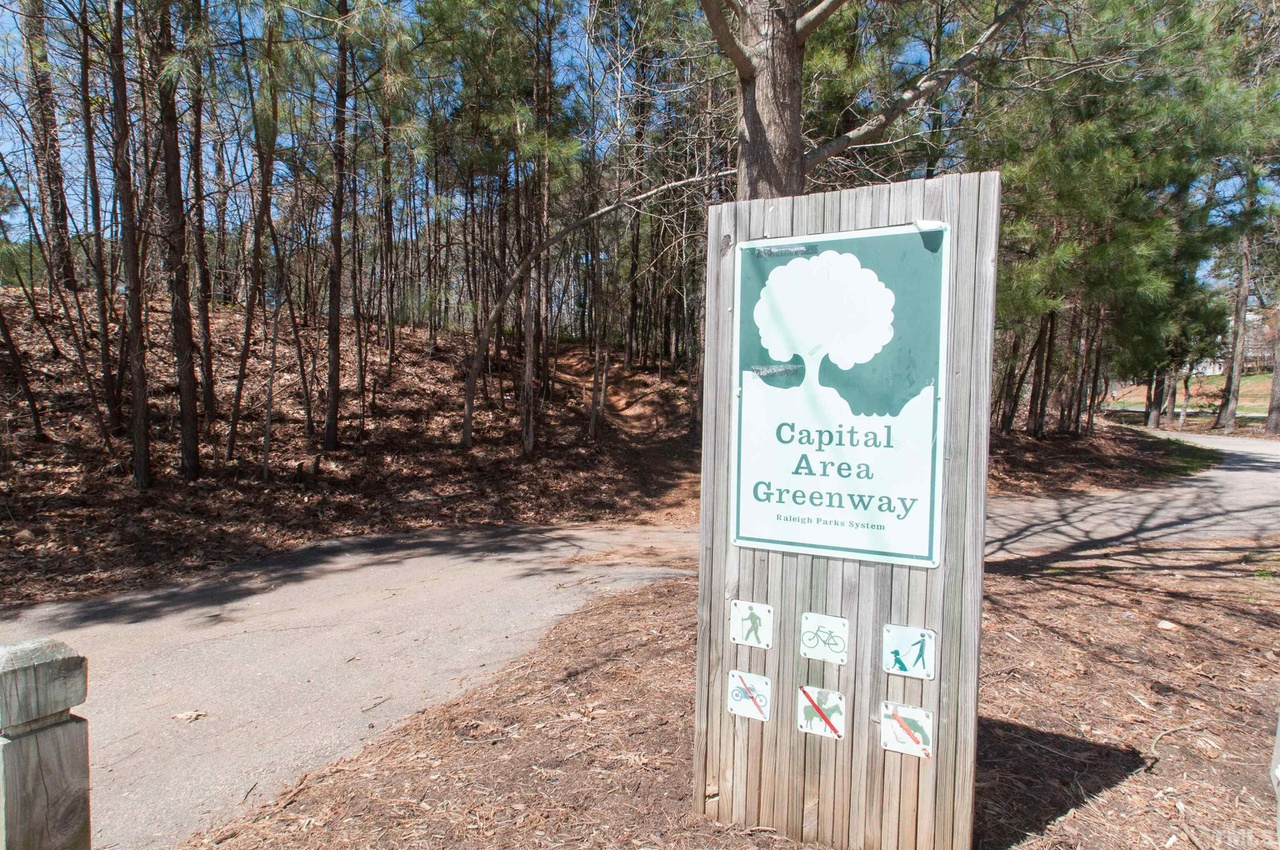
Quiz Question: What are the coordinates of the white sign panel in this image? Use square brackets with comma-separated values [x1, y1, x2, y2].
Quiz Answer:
[729, 599, 774, 649]
[797, 686, 846, 739]
[882, 624, 936, 680]
[727, 670, 771, 722]
[799, 612, 849, 665]
[881, 701, 934, 759]
[729, 225, 950, 567]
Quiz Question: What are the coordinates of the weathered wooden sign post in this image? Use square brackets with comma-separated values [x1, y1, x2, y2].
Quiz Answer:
[694, 173, 1000, 850]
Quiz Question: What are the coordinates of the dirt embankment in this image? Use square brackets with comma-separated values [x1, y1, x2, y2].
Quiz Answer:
[0, 289, 1227, 605]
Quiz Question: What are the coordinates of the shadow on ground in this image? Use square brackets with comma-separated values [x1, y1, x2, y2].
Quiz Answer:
[974, 718, 1145, 850]
[3, 524, 688, 629]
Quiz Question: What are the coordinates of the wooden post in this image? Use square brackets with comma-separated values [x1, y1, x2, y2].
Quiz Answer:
[0, 639, 90, 850]
[693, 174, 1000, 850]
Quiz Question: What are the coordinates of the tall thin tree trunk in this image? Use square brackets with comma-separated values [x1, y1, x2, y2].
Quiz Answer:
[158, 0, 200, 480]
[189, 0, 218, 426]
[324, 8, 349, 451]
[225, 20, 278, 460]
[1216, 231, 1251, 434]
[381, 108, 396, 365]
[21, 0, 80, 298]
[109, 0, 150, 488]
[79, 0, 121, 431]
[1266, 310, 1280, 435]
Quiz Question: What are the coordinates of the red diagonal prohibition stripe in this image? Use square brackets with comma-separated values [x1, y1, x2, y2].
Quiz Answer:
[737, 674, 765, 718]
[800, 687, 840, 736]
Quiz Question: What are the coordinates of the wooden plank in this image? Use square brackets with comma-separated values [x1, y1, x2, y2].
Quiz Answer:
[817, 555, 844, 846]
[846, 181, 883, 849]
[706, 198, 741, 819]
[950, 173, 1000, 850]
[881, 564, 909, 849]
[831, 184, 860, 850]
[880, 176, 926, 850]
[744, 550, 770, 825]
[772, 551, 801, 832]
[914, 173, 957, 850]
[753, 190, 793, 829]
[801, 557, 828, 843]
[897, 566, 928, 850]
[757, 549, 786, 827]
[717, 198, 764, 824]
[933, 173, 983, 847]
[693, 203, 725, 815]
[788, 555, 815, 839]
[832, 558, 859, 849]
[731, 546, 755, 822]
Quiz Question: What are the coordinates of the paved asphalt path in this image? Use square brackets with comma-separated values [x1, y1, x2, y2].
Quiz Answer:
[0, 431, 1276, 849]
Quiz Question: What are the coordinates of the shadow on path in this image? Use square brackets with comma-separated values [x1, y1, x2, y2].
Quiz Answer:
[7, 524, 682, 630]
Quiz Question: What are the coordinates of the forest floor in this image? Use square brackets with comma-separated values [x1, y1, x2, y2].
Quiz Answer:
[180, 536, 1280, 850]
[0, 290, 1235, 605]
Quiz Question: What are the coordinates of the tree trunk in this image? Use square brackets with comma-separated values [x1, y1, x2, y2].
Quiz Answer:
[1267, 311, 1280, 435]
[381, 108, 396, 365]
[225, 22, 278, 460]
[1217, 229, 1252, 434]
[20, 0, 80, 298]
[189, 0, 218, 426]
[78, 0, 121, 431]
[734, 2, 805, 199]
[158, 0, 200, 480]
[109, 0, 150, 488]
[324, 9, 349, 451]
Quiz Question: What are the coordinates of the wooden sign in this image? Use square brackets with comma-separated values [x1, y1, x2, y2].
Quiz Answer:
[693, 174, 1000, 850]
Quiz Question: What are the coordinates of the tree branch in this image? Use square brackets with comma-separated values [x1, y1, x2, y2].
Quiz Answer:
[805, 0, 1032, 170]
[699, 0, 755, 81]
[795, 0, 851, 46]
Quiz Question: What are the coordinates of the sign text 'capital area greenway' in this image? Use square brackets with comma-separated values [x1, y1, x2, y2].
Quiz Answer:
[730, 223, 949, 566]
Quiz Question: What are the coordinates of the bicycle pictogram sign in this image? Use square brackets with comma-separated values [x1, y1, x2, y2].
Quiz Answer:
[799, 612, 849, 665]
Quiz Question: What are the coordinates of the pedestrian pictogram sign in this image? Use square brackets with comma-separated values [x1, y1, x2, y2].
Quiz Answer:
[882, 624, 936, 680]
[797, 686, 845, 739]
[729, 599, 774, 649]
[727, 670, 771, 721]
[799, 612, 848, 665]
[880, 701, 934, 759]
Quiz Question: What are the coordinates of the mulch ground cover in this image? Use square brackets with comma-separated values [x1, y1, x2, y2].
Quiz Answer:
[182, 537, 1280, 850]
